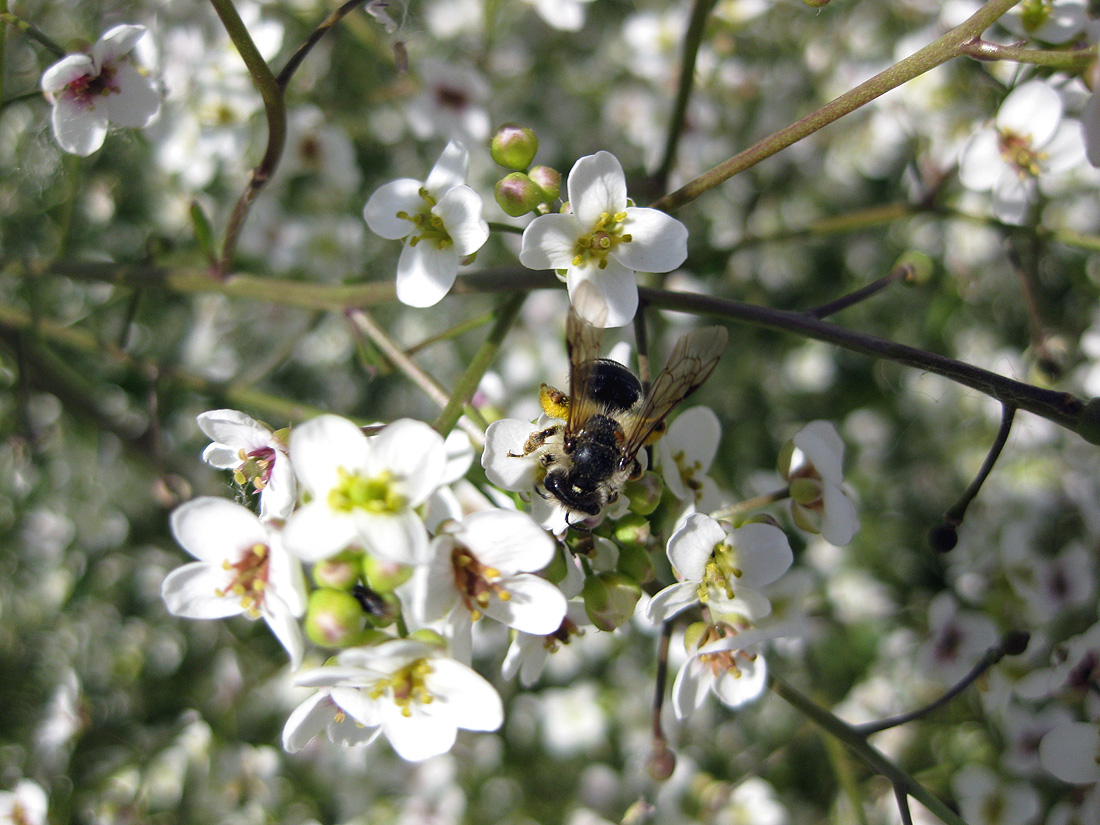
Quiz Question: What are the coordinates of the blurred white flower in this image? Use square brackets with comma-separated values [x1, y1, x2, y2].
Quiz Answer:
[519, 151, 689, 328]
[950, 764, 1041, 825]
[364, 140, 489, 308]
[522, 0, 595, 32]
[1038, 719, 1100, 824]
[197, 409, 295, 521]
[162, 498, 307, 668]
[780, 420, 859, 546]
[405, 60, 491, 142]
[285, 639, 503, 762]
[0, 779, 48, 825]
[999, 0, 1088, 44]
[917, 592, 999, 685]
[40, 24, 161, 156]
[282, 416, 447, 565]
[646, 513, 792, 624]
[957, 80, 1087, 225]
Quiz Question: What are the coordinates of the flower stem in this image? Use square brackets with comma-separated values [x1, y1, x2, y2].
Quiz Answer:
[959, 38, 1097, 69]
[0, 11, 66, 58]
[803, 260, 918, 320]
[208, 0, 287, 275]
[710, 487, 790, 523]
[939, 403, 1016, 531]
[276, 0, 374, 90]
[650, 0, 1024, 213]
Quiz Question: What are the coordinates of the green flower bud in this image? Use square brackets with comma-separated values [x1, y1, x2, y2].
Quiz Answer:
[528, 165, 561, 201]
[893, 250, 933, 287]
[613, 513, 652, 548]
[582, 572, 642, 632]
[616, 543, 655, 584]
[306, 588, 369, 648]
[789, 477, 822, 505]
[312, 550, 361, 589]
[490, 123, 539, 170]
[495, 172, 544, 217]
[623, 471, 663, 516]
[362, 554, 412, 593]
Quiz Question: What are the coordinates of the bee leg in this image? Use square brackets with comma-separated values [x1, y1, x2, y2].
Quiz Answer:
[511, 425, 562, 457]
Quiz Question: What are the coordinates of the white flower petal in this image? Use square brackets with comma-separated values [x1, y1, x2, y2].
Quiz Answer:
[567, 151, 628, 225]
[614, 207, 688, 273]
[645, 581, 701, 623]
[424, 139, 470, 194]
[957, 130, 1003, 193]
[161, 563, 242, 619]
[51, 95, 108, 156]
[289, 414, 369, 495]
[434, 185, 489, 255]
[105, 62, 160, 127]
[368, 419, 447, 505]
[1039, 722, 1100, 784]
[282, 501, 359, 562]
[482, 418, 542, 491]
[667, 513, 727, 580]
[460, 509, 555, 572]
[427, 657, 504, 731]
[197, 409, 271, 451]
[170, 497, 267, 564]
[356, 510, 430, 564]
[395, 241, 459, 307]
[364, 178, 424, 239]
[711, 654, 767, 708]
[519, 212, 583, 270]
[41, 54, 94, 95]
[382, 703, 457, 761]
[282, 691, 336, 752]
[996, 81, 1062, 147]
[821, 484, 859, 546]
[263, 593, 306, 668]
[93, 24, 146, 67]
[792, 421, 845, 483]
[671, 659, 710, 720]
[567, 260, 638, 328]
[482, 574, 567, 634]
[731, 523, 793, 587]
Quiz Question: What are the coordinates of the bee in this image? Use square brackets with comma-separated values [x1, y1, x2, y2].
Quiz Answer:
[515, 300, 728, 520]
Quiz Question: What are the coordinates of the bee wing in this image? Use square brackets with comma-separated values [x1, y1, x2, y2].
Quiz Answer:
[565, 299, 607, 437]
[620, 325, 729, 460]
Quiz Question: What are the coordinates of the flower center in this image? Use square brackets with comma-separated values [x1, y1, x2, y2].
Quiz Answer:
[234, 446, 277, 493]
[998, 129, 1046, 179]
[328, 468, 407, 514]
[698, 541, 742, 603]
[451, 545, 511, 621]
[571, 211, 631, 270]
[696, 623, 756, 679]
[1018, 0, 1052, 33]
[216, 542, 271, 617]
[66, 64, 120, 107]
[370, 658, 435, 717]
[396, 188, 454, 251]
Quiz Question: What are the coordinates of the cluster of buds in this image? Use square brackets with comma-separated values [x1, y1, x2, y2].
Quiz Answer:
[490, 123, 562, 217]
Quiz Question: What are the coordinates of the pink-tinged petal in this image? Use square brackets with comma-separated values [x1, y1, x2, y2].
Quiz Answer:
[93, 24, 146, 67]
[424, 140, 470, 194]
[434, 185, 489, 255]
[671, 659, 710, 720]
[426, 658, 504, 730]
[482, 574, 567, 634]
[289, 415, 369, 495]
[519, 212, 583, 270]
[567, 259, 638, 328]
[355, 510, 430, 564]
[161, 562, 243, 619]
[51, 95, 108, 156]
[482, 419, 542, 491]
[733, 523, 793, 587]
[614, 207, 688, 273]
[568, 151, 628, 225]
[170, 497, 267, 564]
[41, 54, 94, 95]
[105, 62, 160, 127]
[383, 706, 457, 762]
[395, 242, 459, 307]
[368, 419, 446, 504]
[996, 81, 1062, 147]
[282, 691, 336, 752]
[282, 501, 359, 562]
[711, 654, 767, 708]
[363, 178, 424, 239]
[667, 513, 727, 580]
[821, 484, 859, 546]
[645, 581, 701, 623]
[1039, 722, 1100, 784]
[461, 509, 555, 572]
[957, 130, 1002, 193]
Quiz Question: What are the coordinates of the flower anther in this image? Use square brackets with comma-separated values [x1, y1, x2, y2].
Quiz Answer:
[371, 658, 436, 718]
[327, 468, 408, 514]
[216, 542, 271, 617]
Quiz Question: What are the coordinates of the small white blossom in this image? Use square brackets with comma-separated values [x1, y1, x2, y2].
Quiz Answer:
[672, 623, 775, 720]
[519, 151, 689, 328]
[950, 764, 1041, 825]
[364, 140, 489, 308]
[658, 406, 725, 516]
[958, 80, 1087, 225]
[282, 416, 447, 565]
[481, 416, 571, 534]
[780, 420, 859, 546]
[917, 592, 999, 685]
[405, 509, 566, 661]
[197, 409, 295, 521]
[0, 780, 48, 825]
[1000, 0, 1089, 44]
[646, 513, 793, 624]
[284, 640, 503, 762]
[40, 25, 160, 156]
[521, 0, 595, 32]
[162, 497, 307, 668]
[502, 601, 590, 687]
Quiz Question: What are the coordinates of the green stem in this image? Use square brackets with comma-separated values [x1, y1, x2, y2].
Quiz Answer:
[0, 11, 66, 58]
[208, 0, 287, 274]
[651, 0, 1023, 212]
[655, 0, 717, 192]
[276, 0, 372, 90]
[959, 38, 1098, 69]
[431, 291, 526, 438]
[769, 675, 969, 825]
[710, 487, 789, 523]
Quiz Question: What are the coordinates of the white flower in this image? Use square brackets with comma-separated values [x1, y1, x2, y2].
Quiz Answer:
[481, 416, 571, 534]
[405, 509, 566, 661]
[502, 601, 589, 687]
[161, 498, 307, 668]
[284, 639, 503, 762]
[0, 780, 48, 825]
[957, 80, 1087, 225]
[950, 764, 1041, 825]
[671, 622, 774, 720]
[404, 60, 491, 142]
[780, 420, 859, 546]
[1000, 0, 1088, 44]
[197, 409, 295, 521]
[522, 0, 595, 32]
[519, 151, 689, 328]
[40, 24, 160, 156]
[916, 592, 999, 685]
[1039, 720, 1100, 784]
[657, 406, 725, 515]
[282, 416, 447, 565]
[364, 140, 489, 308]
[646, 513, 792, 624]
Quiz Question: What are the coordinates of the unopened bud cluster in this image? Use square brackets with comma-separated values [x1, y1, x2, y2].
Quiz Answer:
[490, 123, 561, 216]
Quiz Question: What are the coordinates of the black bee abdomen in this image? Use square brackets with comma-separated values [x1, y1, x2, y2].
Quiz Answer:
[587, 359, 643, 413]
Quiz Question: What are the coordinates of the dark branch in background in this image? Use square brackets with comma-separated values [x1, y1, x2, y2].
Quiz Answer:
[647, 621, 676, 781]
[928, 404, 1016, 553]
[857, 631, 1030, 736]
[803, 259, 920, 320]
[276, 0, 374, 89]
